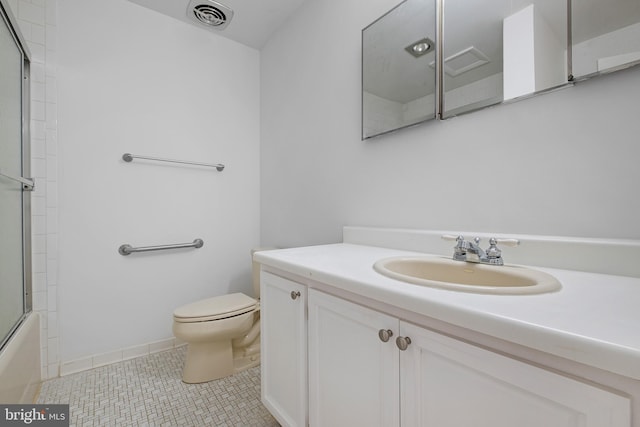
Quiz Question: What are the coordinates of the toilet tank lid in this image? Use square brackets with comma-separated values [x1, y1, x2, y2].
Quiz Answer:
[174, 293, 257, 319]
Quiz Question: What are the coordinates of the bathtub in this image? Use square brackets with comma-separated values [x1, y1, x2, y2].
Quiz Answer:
[0, 313, 41, 403]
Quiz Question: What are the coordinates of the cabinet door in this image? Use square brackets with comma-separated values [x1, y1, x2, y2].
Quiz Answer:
[400, 322, 631, 427]
[308, 289, 400, 427]
[261, 272, 307, 427]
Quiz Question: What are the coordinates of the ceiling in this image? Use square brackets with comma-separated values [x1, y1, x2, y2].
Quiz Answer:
[127, 0, 309, 49]
[128, 0, 640, 54]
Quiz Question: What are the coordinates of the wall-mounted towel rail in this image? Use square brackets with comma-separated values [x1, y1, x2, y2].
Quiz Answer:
[122, 153, 225, 171]
[118, 239, 204, 256]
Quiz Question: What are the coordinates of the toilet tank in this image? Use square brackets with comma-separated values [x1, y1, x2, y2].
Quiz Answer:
[251, 248, 275, 299]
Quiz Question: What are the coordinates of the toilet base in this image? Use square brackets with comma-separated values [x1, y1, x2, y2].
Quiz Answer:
[182, 340, 234, 384]
[233, 342, 260, 374]
[181, 340, 261, 384]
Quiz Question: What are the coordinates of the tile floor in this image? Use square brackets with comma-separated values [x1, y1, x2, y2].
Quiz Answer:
[37, 346, 279, 426]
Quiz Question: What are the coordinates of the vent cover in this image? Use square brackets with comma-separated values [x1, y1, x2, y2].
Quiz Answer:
[187, 0, 234, 31]
[429, 46, 490, 77]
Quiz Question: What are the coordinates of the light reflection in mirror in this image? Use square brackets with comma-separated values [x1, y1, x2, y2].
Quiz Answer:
[362, 0, 437, 140]
[442, 0, 569, 118]
[571, 0, 640, 79]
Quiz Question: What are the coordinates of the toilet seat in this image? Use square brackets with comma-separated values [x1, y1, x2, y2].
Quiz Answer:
[174, 293, 257, 323]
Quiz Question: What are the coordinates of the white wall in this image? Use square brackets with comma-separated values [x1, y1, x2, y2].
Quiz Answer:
[260, 0, 640, 249]
[57, 0, 260, 362]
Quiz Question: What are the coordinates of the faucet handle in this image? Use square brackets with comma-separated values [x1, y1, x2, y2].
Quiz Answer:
[442, 235, 519, 247]
[445, 236, 482, 248]
[442, 235, 468, 261]
[442, 235, 469, 248]
[493, 238, 520, 247]
[482, 238, 502, 265]
[486, 238, 501, 259]
[485, 237, 520, 265]
[486, 238, 520, 255]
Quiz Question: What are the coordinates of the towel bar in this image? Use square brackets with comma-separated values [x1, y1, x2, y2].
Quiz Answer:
[122, 153, 224, 171]
[119, 239, 204, 256]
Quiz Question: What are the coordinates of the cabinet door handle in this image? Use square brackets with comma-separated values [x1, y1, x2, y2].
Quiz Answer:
[378, 329, 393, 342]
[290, 291, 301, 300]
[396, 336, 412, 351]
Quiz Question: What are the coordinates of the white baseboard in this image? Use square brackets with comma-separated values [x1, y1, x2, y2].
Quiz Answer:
[58, 337, 187, 377]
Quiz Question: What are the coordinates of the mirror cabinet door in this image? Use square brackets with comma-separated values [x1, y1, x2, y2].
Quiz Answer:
[362, 0, 437, 140]
[571, 0, 640, 80]
[442, 0, 569, 118]
[361, 0, 640, 132]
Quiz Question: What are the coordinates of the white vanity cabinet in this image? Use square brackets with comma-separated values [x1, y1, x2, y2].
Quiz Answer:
[308, 289, 631, 427]
[308, 288, 400, 427]
[400, 321, 630, 427]
[260, 272, 308, 427]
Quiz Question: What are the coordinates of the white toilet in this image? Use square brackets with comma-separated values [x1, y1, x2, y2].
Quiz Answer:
[172, 253, 263, 384]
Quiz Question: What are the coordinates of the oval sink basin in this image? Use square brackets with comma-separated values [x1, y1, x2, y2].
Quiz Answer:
[373, 256, 561, 295]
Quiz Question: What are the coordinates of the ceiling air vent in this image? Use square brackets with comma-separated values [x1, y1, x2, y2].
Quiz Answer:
[187, 0, 234, 31]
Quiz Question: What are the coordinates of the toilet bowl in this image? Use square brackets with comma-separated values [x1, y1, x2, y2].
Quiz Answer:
[172, 250, 266, 384]
[173, 293, 259, 383]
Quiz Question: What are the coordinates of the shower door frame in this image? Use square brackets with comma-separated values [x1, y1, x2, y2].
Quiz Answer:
[0, 0, 32, 351]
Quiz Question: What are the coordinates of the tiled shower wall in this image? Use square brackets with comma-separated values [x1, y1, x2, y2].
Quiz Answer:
[7, 0, 59, 380]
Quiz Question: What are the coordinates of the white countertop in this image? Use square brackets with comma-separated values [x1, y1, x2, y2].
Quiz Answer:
[255, 243, 640, 380]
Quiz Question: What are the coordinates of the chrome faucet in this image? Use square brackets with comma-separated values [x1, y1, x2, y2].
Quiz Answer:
[443, 235, 519, 266]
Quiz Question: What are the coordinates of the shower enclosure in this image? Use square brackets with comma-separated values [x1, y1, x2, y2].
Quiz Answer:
[0, 0, 32, 352]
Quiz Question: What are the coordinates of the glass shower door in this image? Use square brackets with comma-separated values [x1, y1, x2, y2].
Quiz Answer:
[0, 5, 31, 350]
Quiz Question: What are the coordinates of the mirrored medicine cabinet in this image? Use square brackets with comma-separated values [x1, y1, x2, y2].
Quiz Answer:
[571, 0, 640, 80]
[363, 0, 640, 140]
